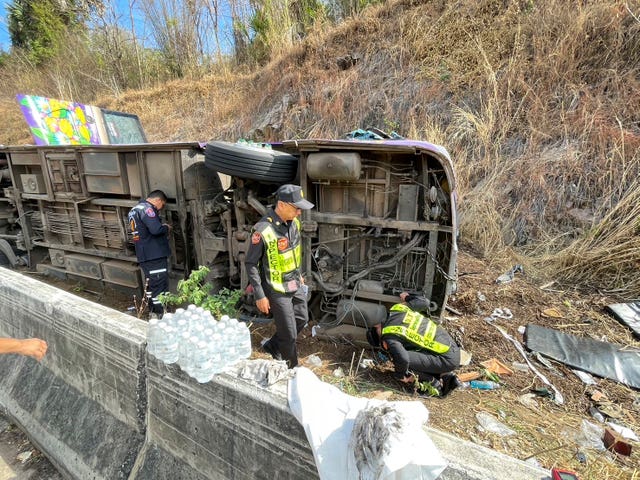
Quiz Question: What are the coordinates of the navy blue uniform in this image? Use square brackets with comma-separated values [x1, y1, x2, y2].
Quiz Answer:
[128, 200, 171, 314]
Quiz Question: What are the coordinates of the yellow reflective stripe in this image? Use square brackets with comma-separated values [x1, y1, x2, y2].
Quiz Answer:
[279, 249, 298, 270]
[293, 217, 302, 266]
[261, 226, 284, 292]
[390, 303, 410, 313]
[406, 310, 423, 331]
[424, 320, 438, 343]
[391, 304, 423, 330]
[382, 325, 449, 353]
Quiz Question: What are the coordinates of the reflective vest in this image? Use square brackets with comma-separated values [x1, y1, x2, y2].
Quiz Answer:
[258, 218, 302, 293]
[382, 303, 450, 354]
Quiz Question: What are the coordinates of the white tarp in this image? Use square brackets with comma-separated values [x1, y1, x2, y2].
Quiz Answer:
[288, 367, 447, 480]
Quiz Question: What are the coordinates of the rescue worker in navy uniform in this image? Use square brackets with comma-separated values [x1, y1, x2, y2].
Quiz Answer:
[128, 190, 172, 316]
[244, 184, 314, 368]
[367, 292, 462, 397]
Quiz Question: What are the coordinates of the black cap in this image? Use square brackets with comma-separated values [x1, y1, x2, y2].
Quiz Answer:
[276, 184, 314, 210]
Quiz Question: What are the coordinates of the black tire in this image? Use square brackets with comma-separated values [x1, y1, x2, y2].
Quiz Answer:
[0, 251, 8, 267]
[204, 141, 298, 183]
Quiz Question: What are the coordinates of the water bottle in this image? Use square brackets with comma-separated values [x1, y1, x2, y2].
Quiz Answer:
[192, 340, 215, 383]
[203, 327, 214, 340]
[155, 324, 179, 364]
[210, 333, 224, 373]
[222, 325, 239, 366]
[147, 318, 160, 356]
[193, 323, 205, 341]
[176, 318, 188, 335]
[237, 322, 252, 359]
[469, 380, 500, 390]
[178, 331, 194, 374]
[212, 330, 231, 371]
[162, 312, 175, 328]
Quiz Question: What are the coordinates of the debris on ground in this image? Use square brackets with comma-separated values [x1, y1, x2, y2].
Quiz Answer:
[475, 411, 515, 436]
[605, 301, 640, 338]
[495, 264, 524, 284]
[480, 358, 514, 376]
[525, 323, 640, 389]
[541, 307, 565, 319]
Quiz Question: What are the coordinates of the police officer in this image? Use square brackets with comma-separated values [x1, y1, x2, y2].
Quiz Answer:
[128, 190, 172, 316]
[244, 184, 314, 368]
[367, 292, 461, 397]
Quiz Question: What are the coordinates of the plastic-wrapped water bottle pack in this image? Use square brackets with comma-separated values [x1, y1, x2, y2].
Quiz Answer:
[147, 304, 252, 383]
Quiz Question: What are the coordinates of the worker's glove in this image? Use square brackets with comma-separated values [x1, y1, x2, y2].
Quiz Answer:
[412, 374, 442, 397]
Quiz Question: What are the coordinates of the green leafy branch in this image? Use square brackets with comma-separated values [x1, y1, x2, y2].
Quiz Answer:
[158, 265, 242, 318]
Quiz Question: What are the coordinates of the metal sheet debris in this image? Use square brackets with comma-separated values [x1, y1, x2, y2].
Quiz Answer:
[525, 324, 640, 389]
[605, 301, 640, 339]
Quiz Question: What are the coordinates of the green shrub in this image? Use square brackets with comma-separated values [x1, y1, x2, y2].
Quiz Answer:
[159, 266, 243, 318]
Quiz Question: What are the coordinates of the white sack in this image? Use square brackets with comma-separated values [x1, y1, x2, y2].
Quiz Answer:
[288, 367, 447, 480]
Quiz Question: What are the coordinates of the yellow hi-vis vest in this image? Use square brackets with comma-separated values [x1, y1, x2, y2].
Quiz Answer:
[258, 218, 302, 293]
[382, 303, 450, 354]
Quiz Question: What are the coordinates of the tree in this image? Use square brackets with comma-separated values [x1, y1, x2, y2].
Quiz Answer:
[139, 0, 201, 77]
[245, 0, 326, 64]
[7, 0, 102, 63]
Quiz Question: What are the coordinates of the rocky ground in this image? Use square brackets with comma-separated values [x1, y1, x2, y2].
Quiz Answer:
[9, 250, 640, 480]
[0, 413, 62, 480]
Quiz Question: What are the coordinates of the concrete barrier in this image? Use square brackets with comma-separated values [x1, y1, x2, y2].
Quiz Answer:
[130, 361, 317, 479]
[0, 267, 147, 480]
[0, 267, 550, 480]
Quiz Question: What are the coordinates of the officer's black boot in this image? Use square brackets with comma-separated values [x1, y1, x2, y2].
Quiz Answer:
[440, 373, 463, 397]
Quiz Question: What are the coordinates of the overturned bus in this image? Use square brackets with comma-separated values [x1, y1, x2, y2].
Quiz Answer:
[0, 136, 457, 336]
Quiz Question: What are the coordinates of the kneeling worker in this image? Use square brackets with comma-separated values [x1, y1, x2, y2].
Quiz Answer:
[367, 292, 462, 397]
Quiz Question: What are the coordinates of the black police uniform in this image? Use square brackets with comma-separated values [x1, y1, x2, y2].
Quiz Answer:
[244, 207, 308, 368]
[128, 200, 171, 314]
[381, 295, 460, 383]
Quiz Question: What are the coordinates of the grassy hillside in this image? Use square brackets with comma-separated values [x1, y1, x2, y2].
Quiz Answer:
[1, 0, 639, 296]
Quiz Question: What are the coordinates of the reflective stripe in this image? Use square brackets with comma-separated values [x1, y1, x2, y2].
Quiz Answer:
[149, 268, 167, 274]
[383, 304, 449, 354]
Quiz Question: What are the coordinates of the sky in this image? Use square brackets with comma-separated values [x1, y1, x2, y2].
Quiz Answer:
[0, 3, 9, 50]
[0, 1, 237, 54]
[0, 1, 148, 52]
